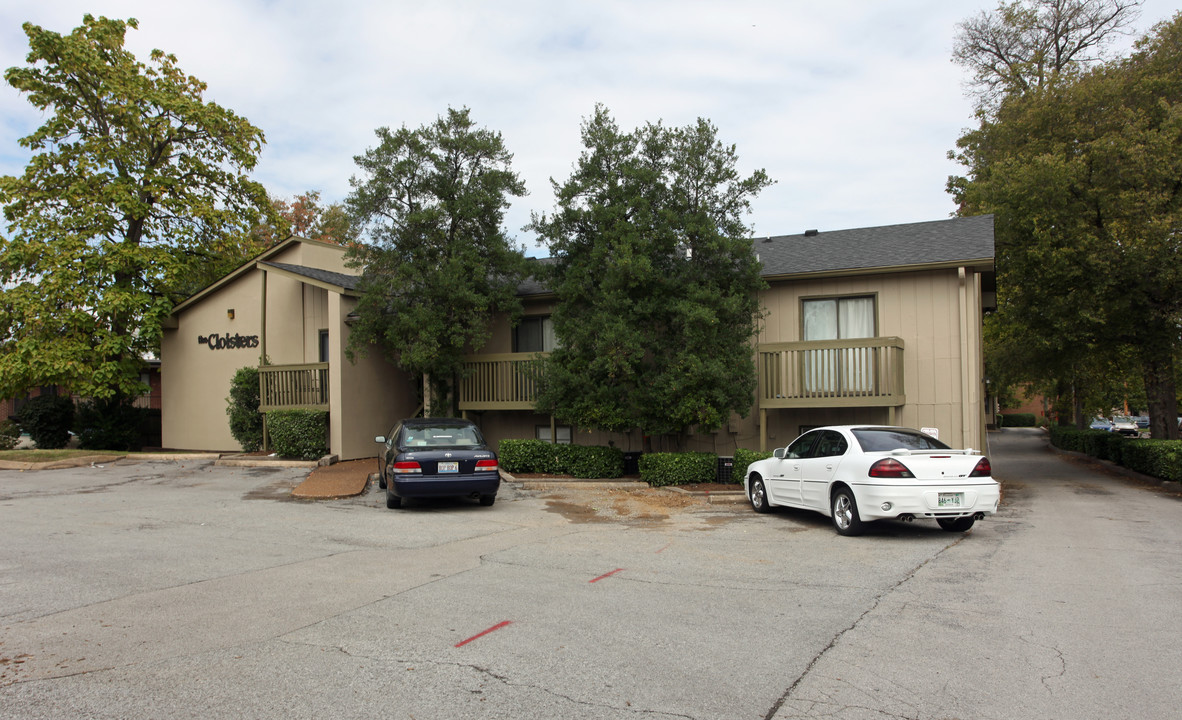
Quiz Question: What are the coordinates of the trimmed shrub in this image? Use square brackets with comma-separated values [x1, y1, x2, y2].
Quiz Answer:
[499, 438, 563, 473]
[565, 445, 624, 479]
[1000, 413, 1037, 427]
[1050, 426, 1182, 484]
[733, 448, 772, 484]
[17, 394, 75, 449]
[226, 367, 263, 452]
[267, 409, 328, 460]
[0, 419, 20, 450]
[498, 439, 624, 478]
[1121, 440, 1182, 483]
[639, 452, 717, 487]
[75, 398, 147, 451]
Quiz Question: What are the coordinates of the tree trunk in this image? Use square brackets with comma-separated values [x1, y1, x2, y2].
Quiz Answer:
[1141, 351, 1178, 440]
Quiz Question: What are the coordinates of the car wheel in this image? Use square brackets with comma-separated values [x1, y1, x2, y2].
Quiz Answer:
[378, 473, 387, 490]
[385, 490, 402, 509]
[749, 477, 770, 513]
[479, 494, 496, 507]
[831, 487, 864, 536]
[937, 516, 975, 532]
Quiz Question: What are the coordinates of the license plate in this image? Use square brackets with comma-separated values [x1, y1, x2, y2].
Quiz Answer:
[938, 492, 964, 507]
[438, 462, 459, 473]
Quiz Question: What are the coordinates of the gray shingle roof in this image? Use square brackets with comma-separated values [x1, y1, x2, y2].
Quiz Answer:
[516, 215, 995, 294]
[260, 262, 361, 292]
[755, 215, 994, 277]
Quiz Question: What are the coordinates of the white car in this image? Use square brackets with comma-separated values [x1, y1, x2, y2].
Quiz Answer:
[744, 426, 999, 536]
[1111, 416, 1139, 437]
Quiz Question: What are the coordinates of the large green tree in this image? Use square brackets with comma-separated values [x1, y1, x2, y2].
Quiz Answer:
[345, 107, 528, 415]
[529, 106, 771, 445]
[951, 13, 1182, 437]
[0, 15, 273, 400]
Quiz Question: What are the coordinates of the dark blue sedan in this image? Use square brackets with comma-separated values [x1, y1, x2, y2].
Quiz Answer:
[375, 418, 500, 509]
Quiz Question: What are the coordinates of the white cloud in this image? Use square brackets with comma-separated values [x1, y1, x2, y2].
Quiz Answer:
[2, 0, 1177, 256]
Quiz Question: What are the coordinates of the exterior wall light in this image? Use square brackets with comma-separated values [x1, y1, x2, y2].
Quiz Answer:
[227, 309, 235, 320]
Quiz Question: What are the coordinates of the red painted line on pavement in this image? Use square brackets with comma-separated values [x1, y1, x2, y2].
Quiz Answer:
[589, 568, 624, 583]
[655, 543, 671, 554]
[454, 620, 512, 648]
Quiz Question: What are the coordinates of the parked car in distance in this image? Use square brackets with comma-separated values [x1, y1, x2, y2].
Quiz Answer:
[744, 426, 999, 536]
[375, 418, 499, 509]
[1111, 416, 1139, 437]
[1135, 416, 1150, 429]
[1089, 417, 1114, 431]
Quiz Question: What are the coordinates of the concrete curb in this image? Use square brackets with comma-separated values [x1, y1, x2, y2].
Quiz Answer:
[504, 471, 748, 503]
[215, 456, 318, 469]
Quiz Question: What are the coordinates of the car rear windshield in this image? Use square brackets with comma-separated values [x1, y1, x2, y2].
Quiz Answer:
[852, 428, 950, 452]
[401, 425, 482, 448]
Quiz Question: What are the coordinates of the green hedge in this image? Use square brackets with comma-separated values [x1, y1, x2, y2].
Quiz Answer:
[999, 413, 1037, 427]
[498, 439, 623, 478]
[1049, 426, 1182, 483]
[1121, 440, 1182, 483]
[639, 452, 717, 487]
[267, 409, 328, 460]
[733, 448, 772, 483]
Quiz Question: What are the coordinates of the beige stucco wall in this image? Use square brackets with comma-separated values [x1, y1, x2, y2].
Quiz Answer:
[755, 267, 988, 452]
[162, 270, 266, 452]
[162, 239, 416, 459]
[329, 294, 417, 460]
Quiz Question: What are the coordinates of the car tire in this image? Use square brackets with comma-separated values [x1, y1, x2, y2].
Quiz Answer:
[937, 516, 975, 532]
[386, 491, 402, 509]
[749, 477, 770, 513]
[479, 494, 496, 507]
[378, 473, 386, 490]
[831, 487, 864, 536]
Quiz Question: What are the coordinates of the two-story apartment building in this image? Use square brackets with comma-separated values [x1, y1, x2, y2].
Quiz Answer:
[160, 215, 995, 459]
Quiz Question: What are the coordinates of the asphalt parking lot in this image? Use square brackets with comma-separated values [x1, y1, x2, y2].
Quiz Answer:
[2, 429, 1181, 719]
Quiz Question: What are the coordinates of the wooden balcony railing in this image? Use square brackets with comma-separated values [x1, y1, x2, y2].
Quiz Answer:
[457, 340, 904, 414]
[758, 337, 905, 408]
[459, 352, 548, 411]
[259, 363, 330, 411]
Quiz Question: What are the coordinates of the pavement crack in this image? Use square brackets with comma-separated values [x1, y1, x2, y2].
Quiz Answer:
[762, 535, 969, 720]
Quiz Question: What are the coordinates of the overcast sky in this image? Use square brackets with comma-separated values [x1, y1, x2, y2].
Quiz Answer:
[2, 1, 1177, 256]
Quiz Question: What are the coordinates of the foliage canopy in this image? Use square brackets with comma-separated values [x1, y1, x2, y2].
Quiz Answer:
[530, 106, 771, 441]
[0, 15, 275, 401]
[344, 108, 529, 414]
[951, 11, 1182, 436]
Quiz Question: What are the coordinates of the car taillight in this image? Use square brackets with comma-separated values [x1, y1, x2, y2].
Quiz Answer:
[392, 461, 422, 474]
[868, 458, 914, 478]
[476, 459, 499, 471]
[969, 457, 992, 478]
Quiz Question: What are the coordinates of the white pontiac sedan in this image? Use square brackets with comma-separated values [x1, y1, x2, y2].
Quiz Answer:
[744, 426, 999, 536]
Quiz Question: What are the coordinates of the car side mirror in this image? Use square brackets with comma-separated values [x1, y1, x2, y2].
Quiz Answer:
[773, 448, 787, 460]
[374, 436, 386, 444]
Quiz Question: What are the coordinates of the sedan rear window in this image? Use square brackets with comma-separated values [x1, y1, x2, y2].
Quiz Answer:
[852, 428, 950, 452]
[401, 426, 482, 448]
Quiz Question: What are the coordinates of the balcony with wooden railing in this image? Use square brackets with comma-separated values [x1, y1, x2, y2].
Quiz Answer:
[758, 337, 905, 408]
[459, 352, 548, 411]
[259, 363, 330, 411]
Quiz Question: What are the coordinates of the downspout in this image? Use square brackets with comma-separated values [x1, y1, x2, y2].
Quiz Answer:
[260, 267, 269, 452]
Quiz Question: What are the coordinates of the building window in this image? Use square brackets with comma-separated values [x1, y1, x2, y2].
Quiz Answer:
[318, 329, 329, 363]
[536, 425, 572, 444]
[801, 296, 876, 393]
[514, 316, 557, 353]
